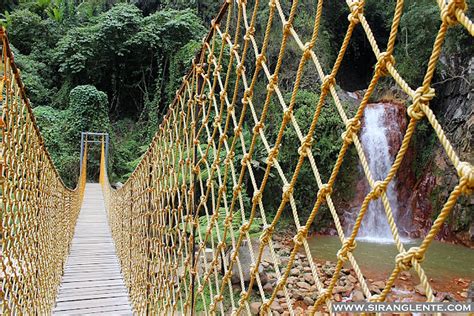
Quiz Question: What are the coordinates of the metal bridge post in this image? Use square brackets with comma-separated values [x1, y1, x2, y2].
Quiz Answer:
[80, 132, 85, 173]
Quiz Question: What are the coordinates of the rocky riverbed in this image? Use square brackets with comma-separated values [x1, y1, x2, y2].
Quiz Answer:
[243, 236, 472, 315]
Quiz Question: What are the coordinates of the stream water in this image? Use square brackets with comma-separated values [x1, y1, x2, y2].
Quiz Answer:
[307, 235, 474, 282]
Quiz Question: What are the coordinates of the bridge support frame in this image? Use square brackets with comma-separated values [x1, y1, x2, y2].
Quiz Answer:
[80, 132, 109, 173]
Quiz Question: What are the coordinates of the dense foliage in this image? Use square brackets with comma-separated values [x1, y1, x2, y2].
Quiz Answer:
[1, 0, 470, 231]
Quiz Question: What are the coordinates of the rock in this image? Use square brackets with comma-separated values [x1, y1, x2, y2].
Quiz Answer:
[250, 302, 261, 315]
[334, 293, 342, 302]
[400, 271, 411, 278]
[303, 296, 315, 306]
[270, 301, 284, 313]
[229, 239, 266, 284]
[292, 291, 303, 300]
[347, 275, 357, 284]
[415, 284, 426, 296]
[303, 273, 314, 285]
[263, 282, 273, 292]
[369, 285, 381, 294]
[287, 276, 297, 285]
[296, 281, 311, 290]
[334, 286, 344, 294]
[373, 281, 385, 290]
[352, 290, 365, 301]
[276, 290, 285, 298]
[290, 268, 300, 276]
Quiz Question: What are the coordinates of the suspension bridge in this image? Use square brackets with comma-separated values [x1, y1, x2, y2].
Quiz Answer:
[1, 0, 473, 315]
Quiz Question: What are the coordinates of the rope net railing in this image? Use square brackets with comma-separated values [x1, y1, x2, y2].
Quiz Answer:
[0, 28, 88, 314]
[100, 0, 473, 314]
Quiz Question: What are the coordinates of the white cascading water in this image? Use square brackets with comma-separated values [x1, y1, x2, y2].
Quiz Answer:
[358, 104, 400, 242]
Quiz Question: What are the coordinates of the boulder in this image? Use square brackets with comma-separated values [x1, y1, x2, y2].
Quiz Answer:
[229, 239, 267, 284]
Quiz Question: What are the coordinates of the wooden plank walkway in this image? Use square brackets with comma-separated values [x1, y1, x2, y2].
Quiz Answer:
[53, 183, 133, 315]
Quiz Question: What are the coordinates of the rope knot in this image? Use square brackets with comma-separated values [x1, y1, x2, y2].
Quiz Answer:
[282, 108, 293, 124]
[233, 184, 242, 197]
[293, 227, 308, 246]
[370, 180, 385, 200]
[282, 183, 294, 202]
[441, 0, 467, 25]
[283, 21, 292, 35]
[266, 146, 280, 166]
[337, 239, 357, 262]
[252, 190, 262, 204]
[303, 42, 313, 60]
[341, 118, 361, 144]
[408, 86, 435, 120]
[260, 225, 274, 244]
[317, 289, 332, 303]
[241, 153, 250, 166]
[256, 53, 267, 67]
[321, 75, 336, 94]
[240, 221, 250, 233]
[395, 246, 424, 271]
[375, 52, 395, 77]
[239, 291, 249, 305]
[234, 126, 242, 137]
[260, 300, 270, 314]
[457, 161, 474, 195]
[298, 135, 314, 157]
[267, 74, 278, 92]
[348, 0, 364, 24]
[244, 26, 255, 41]
[317, 183, 333, 202]
[253, 122, 264, 134]
[219, 90, 227, 101]
[236, 62, 245, 76]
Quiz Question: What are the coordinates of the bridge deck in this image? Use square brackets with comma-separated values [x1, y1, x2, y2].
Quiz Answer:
[53, 183, 133, 315]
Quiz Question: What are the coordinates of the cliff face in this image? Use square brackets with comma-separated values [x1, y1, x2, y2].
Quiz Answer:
[409, 57, 473, 246]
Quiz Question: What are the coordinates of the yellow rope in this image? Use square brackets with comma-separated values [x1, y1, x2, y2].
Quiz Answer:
[1, 0, 473, 313]
[0, 28, 88, 314]
[99, 0, 472, 314]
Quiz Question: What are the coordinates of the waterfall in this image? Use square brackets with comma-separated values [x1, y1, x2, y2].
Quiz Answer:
[358, 104, 400, 242]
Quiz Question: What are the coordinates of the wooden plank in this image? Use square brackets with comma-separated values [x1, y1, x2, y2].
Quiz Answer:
[53, 183, 133, 315]
[54, 305, 133, 315]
